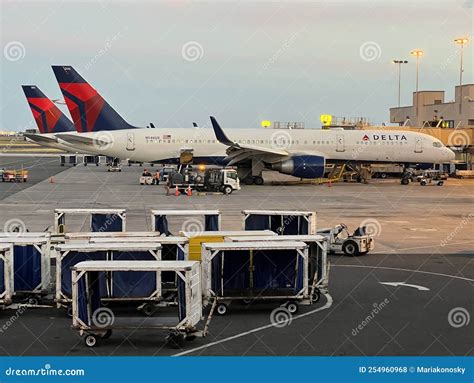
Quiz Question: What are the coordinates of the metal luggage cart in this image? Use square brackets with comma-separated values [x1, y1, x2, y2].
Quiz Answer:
[72, 260, 202, 348]
[54, 208, 126, 235]
[0, 245, 13, 309]
[180, 230, 277, 261]
[151, 209, 221, 235]
[201, 241, 312, 316]
[55, 243, 162, 314]
[0, 236, 51, 305]
[241, 210, 317, 235]
[225, 234, 329, 301]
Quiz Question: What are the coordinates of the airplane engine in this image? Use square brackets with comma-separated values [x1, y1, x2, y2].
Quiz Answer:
[272, 155, 325, 179]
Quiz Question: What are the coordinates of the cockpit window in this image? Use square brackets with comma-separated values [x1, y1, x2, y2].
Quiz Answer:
[433, 142, 442, 148]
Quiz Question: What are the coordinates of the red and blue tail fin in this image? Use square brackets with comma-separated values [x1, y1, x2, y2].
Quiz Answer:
[51, 65, 138, 132]
[22, 85, 75, 134]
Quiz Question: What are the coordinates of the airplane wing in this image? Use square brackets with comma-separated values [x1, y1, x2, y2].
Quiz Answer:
[210, 116, 325, 165]
[210, 116, 291, 165]
[24, 133, 58, 144]
[55, 133, 111, 146]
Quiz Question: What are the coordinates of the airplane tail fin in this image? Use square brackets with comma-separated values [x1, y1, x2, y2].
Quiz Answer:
[51, 65, 138, 132]
[22, 85, 76, 134]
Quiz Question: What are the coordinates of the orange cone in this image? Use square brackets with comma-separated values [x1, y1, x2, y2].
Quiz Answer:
[186, 185, 192, 196]
[174, 185, 180, 196]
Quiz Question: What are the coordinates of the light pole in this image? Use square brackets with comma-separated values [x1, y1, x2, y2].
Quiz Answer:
[392, 60, 408, 107]
[454, 37, 469, 114]
[410, 50, 424, 124]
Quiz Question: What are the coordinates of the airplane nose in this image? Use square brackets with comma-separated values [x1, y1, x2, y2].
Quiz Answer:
[446, 148, 455, 161]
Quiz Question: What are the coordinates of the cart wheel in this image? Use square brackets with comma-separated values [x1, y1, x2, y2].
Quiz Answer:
[142, 303, 156, 317]
[216, 303, 228, 316]
[286, 301, 299, 314]
[84, 334, 99, 348]
[66, 306, 73, 317]
[312, 290, 321, 303]
[342, 240, 359, 256]
[167, 332, 185, 348]
[437, 181, 444, 186]
[401, 178, 409, 185]
[223, 185, 233, 195]
[101, 330, 112, 339]
[420, 180, 426, 186]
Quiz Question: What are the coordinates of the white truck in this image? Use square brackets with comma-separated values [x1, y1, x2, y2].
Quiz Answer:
[167, 167, 240, 195]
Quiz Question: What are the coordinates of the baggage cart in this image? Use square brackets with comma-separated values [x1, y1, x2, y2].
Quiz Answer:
[225, 234, 329, 299]
[55, 243, 162, 313]
[180, 230, 276, 261]
[0, 245, 13, 309]
[151, 209, 221, 235]
[0, 236, 50, 304]
[72, 260, 202, 348]
[242, 210, 317, 235]
[201, 241, 312, 315]
[54, 208, 126, 234]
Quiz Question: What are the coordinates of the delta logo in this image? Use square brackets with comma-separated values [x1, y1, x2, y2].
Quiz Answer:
[362, 134, 407, 141]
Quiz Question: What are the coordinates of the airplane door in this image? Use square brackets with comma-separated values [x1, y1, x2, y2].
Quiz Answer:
[414, 137, 423, 153]
[126, 132, 135, 151]
[336, 134, 345, 152]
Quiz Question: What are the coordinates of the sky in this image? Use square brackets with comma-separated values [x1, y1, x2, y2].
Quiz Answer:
[1, 0, 472, 132]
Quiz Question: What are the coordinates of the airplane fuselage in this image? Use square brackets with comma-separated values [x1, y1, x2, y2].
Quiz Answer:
[62, 127, 454, 166]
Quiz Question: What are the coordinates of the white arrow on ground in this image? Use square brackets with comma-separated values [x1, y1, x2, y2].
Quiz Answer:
[379, 282, 430, 291]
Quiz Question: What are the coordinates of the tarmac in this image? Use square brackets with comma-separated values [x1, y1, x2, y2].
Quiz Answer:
[0, 155, 472, 356]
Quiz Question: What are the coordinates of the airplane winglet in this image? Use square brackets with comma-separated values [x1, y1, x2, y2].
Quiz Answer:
[210, 116, 235, 146]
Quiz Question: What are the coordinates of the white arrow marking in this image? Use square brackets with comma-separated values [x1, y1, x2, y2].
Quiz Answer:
[379, 282, 430, 291]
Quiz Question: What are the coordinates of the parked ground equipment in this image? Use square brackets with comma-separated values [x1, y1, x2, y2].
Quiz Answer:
[418, 170, 446, 186]
[0, 245, 13, 309]
[151, 209, 221, 235]
[55, 243, 162, 313]
[317, 224, 374, 256]
[2, 169, 28, 182]
[166, 166, 240, 195]
[54, 209, 126, 234]
[0, 235, 51, 304]
[242, 210, 317, 235]
[107, 157, 122, 172]
[201, 241, 315, 316]
[71, 260, 202, 348]
[180, 230, 276, 261]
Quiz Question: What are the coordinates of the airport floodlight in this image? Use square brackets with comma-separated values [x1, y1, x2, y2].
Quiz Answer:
[392, 60, 408, 107]
[410, 50, 424, 119]
[261, 120, 271, 128]
[454, 38, 469, 113]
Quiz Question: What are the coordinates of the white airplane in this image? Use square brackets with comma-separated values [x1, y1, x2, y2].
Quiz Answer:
[51, 66, 455, 184]
[21, 85, 97, 154]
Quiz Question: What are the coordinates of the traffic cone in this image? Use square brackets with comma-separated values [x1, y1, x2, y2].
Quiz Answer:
[174, 185, 179, 196]
[186, 185, 192, 196]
